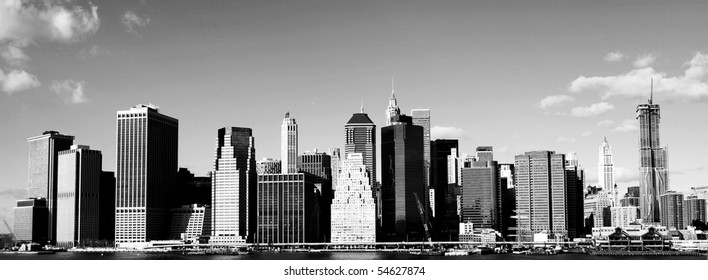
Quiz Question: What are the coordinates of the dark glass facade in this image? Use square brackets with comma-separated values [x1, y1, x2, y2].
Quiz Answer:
[380, 119, 426, 242]
[430, 139, 459, 241]
[256, 174, 318, 243]
[297, 152, 332, 242]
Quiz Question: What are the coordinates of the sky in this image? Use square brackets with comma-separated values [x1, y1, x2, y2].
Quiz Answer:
[1, 0, 708, 231]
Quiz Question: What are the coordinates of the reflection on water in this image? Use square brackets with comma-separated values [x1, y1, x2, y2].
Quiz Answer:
[0, 251, 706, 260]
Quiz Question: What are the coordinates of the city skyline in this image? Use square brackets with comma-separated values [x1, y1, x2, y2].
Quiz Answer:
[2, 0, 708, 230]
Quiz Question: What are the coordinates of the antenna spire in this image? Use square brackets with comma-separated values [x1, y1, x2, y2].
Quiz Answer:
[360, 98, 364, 113]
[391, 76, 395, 98]
[650, 78, 654, 104]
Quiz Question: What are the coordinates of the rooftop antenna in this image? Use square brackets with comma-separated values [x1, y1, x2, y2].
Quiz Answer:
[649, 78, 653, 104]
[391, 76, 395, 98]
[360, 98, 364, 113]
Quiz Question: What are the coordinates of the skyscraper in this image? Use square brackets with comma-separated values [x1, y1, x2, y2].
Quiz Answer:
[99, 171, 115, 243]
[514, 151, 567, 241]
[460, 156, 499, 230]
[27, 131, 74, 244]
[329, 148, 341, 188]
[330, 153, 376, 243]
[256, 173, 318, 243]
[345, 111, 376, 187]
[211, 127, 256, 244]
[499, 164, 516, 240]
[56, 145, 102, 248]
[298, 151, 332, 241]
[430, 139, 459, 241]
[411, 109, 431, 213]
[281, 113, 298, 174]
[380, 115, 426, 242]
[660, 191, 683, 229]
[565, 153, 585, 238]
[115, 104, 178, 247]
[683, 195, 706, 228]
[637, 88, 669, 224]
[598, 138, 617, 206]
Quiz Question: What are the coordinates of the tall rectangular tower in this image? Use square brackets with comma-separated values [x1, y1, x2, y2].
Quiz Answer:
[565, 153, 585, 238]
[56, 145, 102, 248]
[27, 131, 74, 244]
[115, 104, 178, 247]
[281, 113, 298, 174]
[514, 151, 567, 241]
[380, 116, 426, 242]
[598, 138, 617, 206]
[430, 139, 459, 241]
[637, 96, 669, 224]
[345, 112, 376, 187]
[298, 151, 332, 241]
[211, 127, 256, 244]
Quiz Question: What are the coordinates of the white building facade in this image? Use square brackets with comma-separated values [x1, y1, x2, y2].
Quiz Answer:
[598, 138, 617, 206]
[610, 206, 638, 228]
[330, 153, 376, 243]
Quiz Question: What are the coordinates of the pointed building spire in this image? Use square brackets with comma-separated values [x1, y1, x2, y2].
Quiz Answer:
[391, 76, 395, 98]
[360, 98, 364, 113]
[649, 78, 654, 104]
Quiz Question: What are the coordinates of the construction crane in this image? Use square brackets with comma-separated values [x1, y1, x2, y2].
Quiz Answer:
[412, 192, 433, 245]
[2, 220, 14, 248]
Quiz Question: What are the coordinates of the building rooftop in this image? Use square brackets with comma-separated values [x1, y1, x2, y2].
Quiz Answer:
[346, 113, 374, 125]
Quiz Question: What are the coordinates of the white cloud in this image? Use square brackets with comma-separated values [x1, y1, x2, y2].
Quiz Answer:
[556, 137, 577, 143]
[570, 102, 614, 117]
[122, 10, 150, 34]
[604, 52, 625, 62]
[633, 53, 656, 68]
[612, 119, 638, 132]
[0, 68, 40, 93]
[569, 53, 708, 102]
[539, 94, 574, 109]
[431, 126, 470, 140]
[581, 131, 592, 137]
[50, 79, 87, 104]
[0, 0, 100, 44]
[597, 120, 614, 127]
[1, 44, 29, 65]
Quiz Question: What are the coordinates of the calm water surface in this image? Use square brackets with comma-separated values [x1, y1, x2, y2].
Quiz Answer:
[1, 252, 705, 260]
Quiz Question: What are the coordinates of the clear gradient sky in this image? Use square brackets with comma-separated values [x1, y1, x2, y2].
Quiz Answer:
[1, 0, 708, 230]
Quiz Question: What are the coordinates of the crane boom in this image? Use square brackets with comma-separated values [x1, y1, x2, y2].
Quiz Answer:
[413, 193, 432, 244]
[2, 220, 12, 235]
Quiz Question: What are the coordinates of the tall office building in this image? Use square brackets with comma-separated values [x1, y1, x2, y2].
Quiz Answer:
[565, 153, 585, 238]
[430, 139, 459, 241]
[256, 158, 281, 175]
[345, 111, 376, 187]
[460, 154, 499, 230]
[211, 127, 256, 244]
[660, 191, 683, 229]
[598, 138, 617, 206]
[13, 198, 49, 245]
[115, 104, 178, 247]
[683, 195, 706, 228]
[499, 163, 516, 239]
[380, 115, 426, 242]
[175, 168, 211, 207]
[330, 153, 376, 243]
[27, 131, 74, 244]
[99, 172, 115, 242]
[411, 109, 431, 212]
[256, 173, 318, 243]
[169, 204, 211, 241]
[637, 90, 669, 224]
[56, 145, 102, 248]
[298, 151, 332, 241]
[385, 82, 401, 126]
[514, 151, 567, 241]
[281, 113, 298, 174]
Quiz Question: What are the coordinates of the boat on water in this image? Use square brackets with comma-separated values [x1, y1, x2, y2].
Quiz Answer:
[444, 249, 470, 256]
[409, 248, 444, 256]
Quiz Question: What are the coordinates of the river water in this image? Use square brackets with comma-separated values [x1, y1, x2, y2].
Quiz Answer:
[1, 251, 705, 260]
